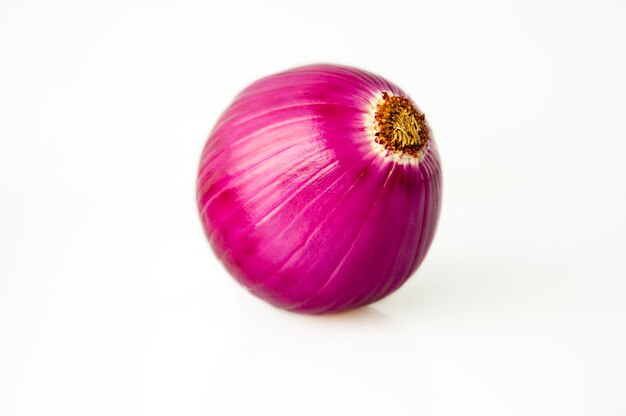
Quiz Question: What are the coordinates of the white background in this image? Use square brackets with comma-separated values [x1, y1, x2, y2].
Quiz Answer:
[1, 0, 625, 415]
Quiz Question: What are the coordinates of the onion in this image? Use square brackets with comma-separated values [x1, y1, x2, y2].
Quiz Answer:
[197, 64, 442, 314]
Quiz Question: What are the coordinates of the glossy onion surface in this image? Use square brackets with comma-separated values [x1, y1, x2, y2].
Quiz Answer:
[197, 64, 442, 314]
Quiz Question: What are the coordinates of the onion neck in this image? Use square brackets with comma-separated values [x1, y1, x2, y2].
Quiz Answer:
[374, 92, 429, 159]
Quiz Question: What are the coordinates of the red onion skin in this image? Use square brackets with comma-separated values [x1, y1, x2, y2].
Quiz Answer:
[197, 64, 441, 314]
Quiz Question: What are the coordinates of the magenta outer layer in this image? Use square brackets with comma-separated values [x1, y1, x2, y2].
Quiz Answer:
[197, 64, 442, 314]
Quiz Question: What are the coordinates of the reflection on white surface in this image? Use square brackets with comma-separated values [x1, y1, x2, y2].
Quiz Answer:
[211, 298, 435, 415]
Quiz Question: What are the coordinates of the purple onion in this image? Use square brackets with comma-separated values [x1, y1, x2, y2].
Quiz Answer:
[197, 64, 442, 314]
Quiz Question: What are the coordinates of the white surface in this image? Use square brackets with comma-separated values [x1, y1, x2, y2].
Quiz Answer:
[1, 0, 625, 414]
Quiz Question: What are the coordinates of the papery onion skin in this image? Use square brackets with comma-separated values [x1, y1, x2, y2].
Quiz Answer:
[197, 64, 442, 314]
